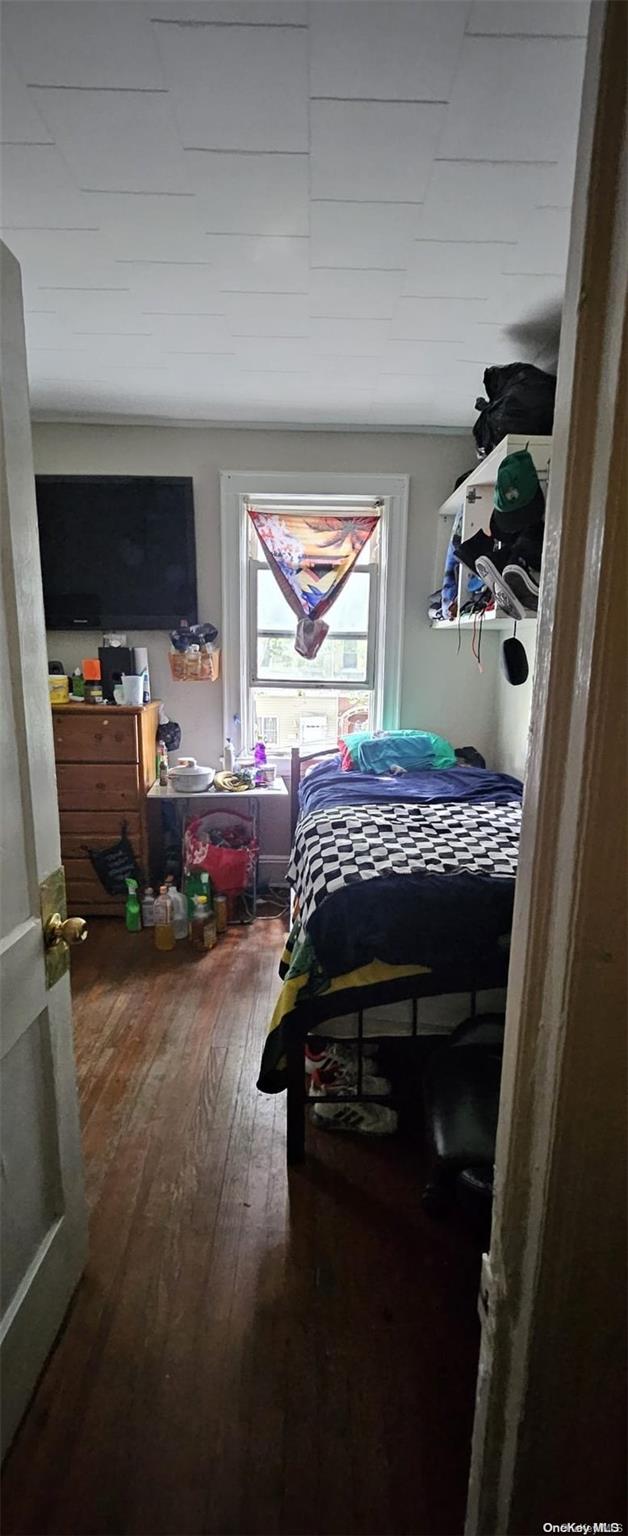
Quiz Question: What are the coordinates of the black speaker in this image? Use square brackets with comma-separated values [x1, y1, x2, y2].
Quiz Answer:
[98, 646, 132, 702]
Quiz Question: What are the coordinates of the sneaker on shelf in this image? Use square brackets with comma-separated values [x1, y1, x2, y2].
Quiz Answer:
[312, 1102, 398, 1136]
[475, 547, 509, 595]
[502, 560, 540, 614]
[495, 585, 526, 621]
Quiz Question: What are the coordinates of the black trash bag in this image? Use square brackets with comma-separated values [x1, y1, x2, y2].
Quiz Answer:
[473, 363, 556, 458]
[157, 719, 182, 752]
[85, 822, 142, 895]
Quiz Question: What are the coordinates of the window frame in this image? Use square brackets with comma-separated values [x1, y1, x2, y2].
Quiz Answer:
[220, 471, 409, 760]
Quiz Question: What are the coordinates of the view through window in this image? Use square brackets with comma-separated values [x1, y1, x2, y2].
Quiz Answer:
[247, 506, 381, 753]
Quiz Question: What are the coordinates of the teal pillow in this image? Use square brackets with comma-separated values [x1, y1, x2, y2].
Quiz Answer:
[341, 730, 456, 774]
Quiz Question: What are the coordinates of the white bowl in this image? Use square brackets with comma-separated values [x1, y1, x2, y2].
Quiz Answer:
[168, 764, 214, 793]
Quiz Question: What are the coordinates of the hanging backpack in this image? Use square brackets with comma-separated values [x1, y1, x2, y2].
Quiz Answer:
[473, 363, 556, 458]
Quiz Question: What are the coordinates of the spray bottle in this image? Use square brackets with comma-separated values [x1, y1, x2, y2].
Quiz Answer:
[125, 878, 142, 932]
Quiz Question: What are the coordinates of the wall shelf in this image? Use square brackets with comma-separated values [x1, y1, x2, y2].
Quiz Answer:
[432, 433, 551, 632]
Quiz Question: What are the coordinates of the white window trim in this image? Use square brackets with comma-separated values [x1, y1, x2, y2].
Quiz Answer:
[220, 470, 409, 758]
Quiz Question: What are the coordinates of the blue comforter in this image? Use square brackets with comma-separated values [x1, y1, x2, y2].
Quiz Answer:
[300, 756, 522, 818]
[295, 757, 523, 975]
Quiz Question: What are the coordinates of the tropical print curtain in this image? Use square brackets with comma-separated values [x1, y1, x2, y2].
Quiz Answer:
[248, 508, 379, 658]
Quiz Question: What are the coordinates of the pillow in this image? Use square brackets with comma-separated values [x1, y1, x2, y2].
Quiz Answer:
[340, 730, 456, 775]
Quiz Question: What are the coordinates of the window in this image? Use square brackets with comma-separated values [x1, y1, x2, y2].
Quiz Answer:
[247, 498, 380, 753]
[220, 471, 408, 761]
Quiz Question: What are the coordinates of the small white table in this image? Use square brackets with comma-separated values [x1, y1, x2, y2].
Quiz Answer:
[147, 777, 288, 917]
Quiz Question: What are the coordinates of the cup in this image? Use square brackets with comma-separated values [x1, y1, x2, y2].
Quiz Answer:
[121, 674, 144, 707]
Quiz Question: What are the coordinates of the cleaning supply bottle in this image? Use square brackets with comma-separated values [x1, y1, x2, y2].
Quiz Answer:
[223, 737, 235, 773]
[141, 887, 155, 928]
[125, 878, 141, 932]
[170, 882, 189, 940]
[158, 743, 169, 788]
[153, 885, 175, 951]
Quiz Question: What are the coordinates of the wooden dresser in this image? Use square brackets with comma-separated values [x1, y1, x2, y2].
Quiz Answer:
[52, 701, 160, 916]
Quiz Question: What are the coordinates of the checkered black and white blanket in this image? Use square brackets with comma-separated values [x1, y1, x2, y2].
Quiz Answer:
[288, 800, 521, 933]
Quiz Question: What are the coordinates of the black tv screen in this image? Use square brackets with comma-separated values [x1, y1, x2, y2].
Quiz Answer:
[36, 475, 198, 630]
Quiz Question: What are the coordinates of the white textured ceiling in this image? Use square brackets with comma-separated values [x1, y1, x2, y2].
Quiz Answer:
[0, 0, 588, 428]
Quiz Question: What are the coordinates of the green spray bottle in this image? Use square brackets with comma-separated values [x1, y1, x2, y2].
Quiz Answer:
[125, 878, 142, 932]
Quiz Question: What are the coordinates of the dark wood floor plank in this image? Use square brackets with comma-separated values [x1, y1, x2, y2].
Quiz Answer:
[2, 919, 480, 1536]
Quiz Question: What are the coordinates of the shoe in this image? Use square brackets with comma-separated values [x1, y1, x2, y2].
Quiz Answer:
[495, 585, 526, 621]
[475, 549, 509, 596]
[312, 1102, 398, 1135]
[457, 529, 494, 577]
[502, 561, 540, 614]
[305, 1041, 390, 1098]
[305, 1041, 379, 1076]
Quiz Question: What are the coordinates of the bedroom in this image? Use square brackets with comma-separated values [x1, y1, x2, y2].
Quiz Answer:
[1, 3, 626, 1535]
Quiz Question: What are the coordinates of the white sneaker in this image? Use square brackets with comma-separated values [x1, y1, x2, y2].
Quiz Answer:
[313, 1102, 398, 1136]
[305, 1042, 390, 1098]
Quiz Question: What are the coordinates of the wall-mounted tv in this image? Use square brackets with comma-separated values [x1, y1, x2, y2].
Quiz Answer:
[36, 475, 198, 630]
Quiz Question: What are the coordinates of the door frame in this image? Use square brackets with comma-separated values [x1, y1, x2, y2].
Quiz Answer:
[465, 2, 627, 1530]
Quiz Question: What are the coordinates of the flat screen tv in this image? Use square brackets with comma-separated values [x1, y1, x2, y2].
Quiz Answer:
[36, 475, 198, 630]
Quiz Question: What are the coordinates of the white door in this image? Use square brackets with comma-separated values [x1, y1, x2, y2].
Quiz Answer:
[0, 242, 87, 1457]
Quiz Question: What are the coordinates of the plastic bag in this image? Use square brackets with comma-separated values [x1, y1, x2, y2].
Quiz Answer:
[473, 363, 556, 457]
[184, 812, 257, 895]
[85, 822, 142, 895]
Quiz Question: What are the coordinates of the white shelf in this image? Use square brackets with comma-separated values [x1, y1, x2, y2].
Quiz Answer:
[438, 434, 553, 518]
[431, 613, 537, 631]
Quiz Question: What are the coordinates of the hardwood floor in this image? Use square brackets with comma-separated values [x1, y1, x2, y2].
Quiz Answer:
[2, 920, 481, 1536]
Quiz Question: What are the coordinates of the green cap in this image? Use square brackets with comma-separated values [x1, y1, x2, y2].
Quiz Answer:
[494, 450, 539, 512]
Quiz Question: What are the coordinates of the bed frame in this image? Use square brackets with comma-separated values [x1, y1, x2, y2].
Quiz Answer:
[284, 747, 507, 1165]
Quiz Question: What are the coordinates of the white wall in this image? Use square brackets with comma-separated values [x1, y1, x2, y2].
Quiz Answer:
[33, 420, 513, 865]
[494, 623, 537, 781]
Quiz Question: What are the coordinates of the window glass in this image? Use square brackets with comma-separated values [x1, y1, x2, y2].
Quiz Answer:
[257, 568, 370, 635]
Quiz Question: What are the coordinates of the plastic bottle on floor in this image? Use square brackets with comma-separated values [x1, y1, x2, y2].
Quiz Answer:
[141, 887, 155, 928]
[125, 878, 141, 933]
[170, 884, 189, 940]
[153, 886, 175, 951]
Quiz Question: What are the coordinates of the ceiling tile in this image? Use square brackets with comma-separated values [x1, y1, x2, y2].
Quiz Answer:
[223, 292, 309, 337]
[309, 1, 467, 101]
[148, 4, 308, 24]
[155, 21, 308, 150]
[121, 261, 223, 310]
[416, 160, 563, 242]
[0, 51, 53, 143]
[310, 100, 445, 203]
[309, 268, 404, 320]
[0, 228, 110, 284]
[204, 234, 308, 293]
[185, 151, 308, 235]
[311, 201, 421, 270]
[140, 312, 233, 350]
[81, 190, 207, 262]
[403, 240, 513, 299]
[379, 338, 469, 374]
[502, 206, 572, 274]
[29, 87, 189, 194]
[480, 272, 564, 325]
[0, 143, 89, 226]
[457, 323, 540, 365]
[467, 2, 589, 37]
[391, 297, 488, 341]
[3, 1, 165, 89]
[438, 36, 586, 163]
[308, 317, 392, 356]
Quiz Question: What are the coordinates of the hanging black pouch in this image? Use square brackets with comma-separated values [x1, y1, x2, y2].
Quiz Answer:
[84, 822, 142, 895]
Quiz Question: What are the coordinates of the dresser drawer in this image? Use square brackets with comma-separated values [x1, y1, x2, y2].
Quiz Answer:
[61, 829, 142, 861]
[64, 858, 145, 900]
[53, 711, 138, 763]
[60, 809, 142, 840]
[56, 763, 140, 812]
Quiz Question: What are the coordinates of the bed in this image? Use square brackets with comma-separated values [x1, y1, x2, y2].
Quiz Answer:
[258, 746, 523, 1163]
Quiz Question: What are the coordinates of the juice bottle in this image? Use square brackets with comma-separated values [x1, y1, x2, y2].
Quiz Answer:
[190, 894, 208, 950]
[154, 886, 175, 951]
